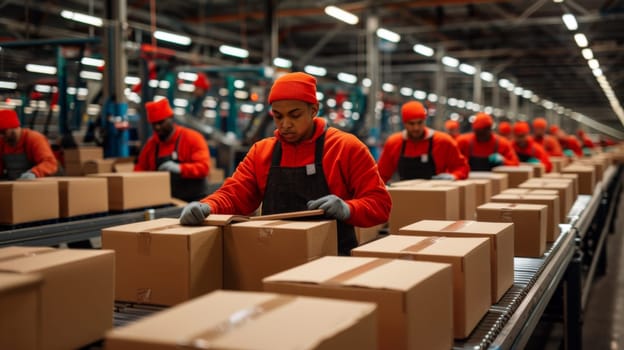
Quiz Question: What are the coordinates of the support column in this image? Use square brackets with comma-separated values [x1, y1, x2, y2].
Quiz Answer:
[509, 82, 519, 120]
[433, 46, 447, 129]
[492, 76, 501, 111]
[365, 12, 381, 158]
[262, 0, 277, 66]
[473, 64, 483, 106]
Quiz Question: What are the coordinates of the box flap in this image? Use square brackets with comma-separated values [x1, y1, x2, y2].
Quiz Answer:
[492, 165, 534, 173]
[232, 220, 330, 230]
[389, 179, 427, 187]
[249, 209, 325, 221]
[477, 202, 548, 211]
[0, 246, 55, 262]
[0, 272, 42, 294]
[0, 249, 114, 274]
[103, 218, 180, 233]
[469, 172, 508, 179]
[492, 194, 558, 201]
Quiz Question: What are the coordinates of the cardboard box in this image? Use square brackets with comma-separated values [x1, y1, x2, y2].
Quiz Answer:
[0, 247, 114, 350]
[355, 224, 385, 245]
[88, 172, 171, 211]
[352, 236, 489, 339]
[388, 186, 460, 234]
[477, 203, 548, 257]
[414, 180, 477, 220]
[264, 256, 454, 348]
[500, 189, 564, 221]
[549, 157, 568, 173]
[64, 146, 103, 163]
[105, 290, 378, 350]
[389, 179, 427, 187]
[64, 161, 84, 176]
[561, 165, 596, 195]
[519, 180, 575, 220]
[492, 165, 534, 188]
[0, 273, 42, 350]
[572, 159, 605, 184]
[102, 218, 222, 306]
[519, 162, 545, 177]
[82, 159, 116, 175]
[490, 194, 560, 242]
[225, 220, 338, 291]
[398, 220, 513, 303]
[209, 168, 225, 184]
[0, 181, 59, 224]
[470, 179, 493, 206]
[469, 172, 508, 195]
[38, 177, 108, 218]
[543, 173, 579, 199]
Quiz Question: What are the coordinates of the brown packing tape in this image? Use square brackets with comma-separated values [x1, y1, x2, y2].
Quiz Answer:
[180, 295, 297, 349]
[256, 221, 292, 243]
[500, 204, 517, 222]
[401, 237, 445, 254]
[323, 258, 393, 286]
[0, 248, 56, 264]
[249, 209, 325, 221]
[440, 220, 475, 232]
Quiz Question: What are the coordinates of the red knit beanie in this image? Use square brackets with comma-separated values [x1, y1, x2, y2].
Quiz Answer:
[268, 72, 318, 105]
[498, 121, 511, 135]
[444, 120, 459, 131]
[145, 98, 174, 123]
[401, 101, 427, 123]
[532, 117, 547, 130]
[513, 121, 530, 136]
[0, 109, 20, 130]
[472, 112, 493, 130]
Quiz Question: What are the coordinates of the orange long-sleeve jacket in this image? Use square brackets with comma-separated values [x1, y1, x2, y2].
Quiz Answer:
[134, 125, 210, 178]
[533, 135, 563, 156]
[457, 132, 520, 166]
[0, 128, 58, 177]
[513, 138, 553, 173]
[201, 117, 391, 228]
[563, 136, 583, 157]
[377, 128, 469, 182]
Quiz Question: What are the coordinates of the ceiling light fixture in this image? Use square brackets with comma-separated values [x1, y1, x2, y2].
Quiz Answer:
[154, 30, 192, 46]
[480, 72, 494, 82]
[26, 64, 57, 75]
[0, 81, 17, 89]
[574, 33, 588, 47]
[581, 48, 594, 60]
[337, 72, 357, 84]
[376, 28, 401, 43]
[219, 45, 249, 58]
[60, 10, 103, 27]
[561, 14, 578, 31]
[413, 44, 434, 57]
[441, 56, 459, 68]
[303, 65, 327, 77]
[588, 59, 600, 69]
[273, 57, 292, 69]
[324, 6, 359, 25]
[459, 63, 476, 75]
[80, 70, 102, 80]
[81, 57, 105, 67]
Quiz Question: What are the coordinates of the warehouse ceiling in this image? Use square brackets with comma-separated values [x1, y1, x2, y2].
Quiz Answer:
[0, 0, 623, 135]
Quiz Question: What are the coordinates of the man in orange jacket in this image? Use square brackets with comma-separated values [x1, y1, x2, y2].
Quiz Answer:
[512, 121, 552, 172]
[444, 119, 461, 139]
[377, 101, 469, 182]
[134, 98, 211, 202]
[497, 121, 512, 140]
[532, 118, 563, 156]
[0, 109, 58, 180]
[550, 125, 583, 157]
[577, 129, 595, 155]
[179, 72, 391, 255]
[457, 112, 519, 171]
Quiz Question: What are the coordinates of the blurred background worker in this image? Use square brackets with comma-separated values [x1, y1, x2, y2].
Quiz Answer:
[457, 112, 519, 171]
[577, 129, 596, 156]
[134, 98, 211, 202]
[0, 109, 58, 180]
[444, 119, 461, 139]
[550, 125, 583, 158]
[512, 121, 552, 172]
[531, 117, 563, 156]
[497, 121, 512, 140]
[179, 72, 391, 256]
[377, 101, 469, 182]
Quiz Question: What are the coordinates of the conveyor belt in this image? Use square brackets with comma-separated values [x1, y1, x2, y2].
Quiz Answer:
[114, 302, 166, 328]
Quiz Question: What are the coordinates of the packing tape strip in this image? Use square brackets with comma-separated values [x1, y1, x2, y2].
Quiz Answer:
[323, 258, 393, 286]
[181, 295, 297, 349]
[400, 237, 445, 254]
[0, 248, 57, 263]
[439, 220, 475, 232]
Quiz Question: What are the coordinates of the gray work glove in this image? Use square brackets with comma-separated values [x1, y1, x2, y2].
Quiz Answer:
[432, 173, 455, 180]
[158, 160, 181, 174]
[18, 171, 36, 180]
[179, 201, 211, 225]
[307, 194, 351, 221]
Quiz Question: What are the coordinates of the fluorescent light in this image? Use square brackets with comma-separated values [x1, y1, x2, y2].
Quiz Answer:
[562, 14, 578, 31]
[234, 90, 249, 99]
[459, 63, 476, 75]
[376, 28, 400, 43]
[592, 68, 603, 77]
[513, 87, 524, 95]
[448, 98, 458, 106]
[0, 81, 17, 89]
[574, 33, 588, 47]
[60, 10, 103, 27]
[588, 59, 600, 69]
[154, 30, 192, 46]
[480, 72, 494, 82]
[498, 78, 511, 88]
[400, 87, 413, 96]
[178, 83, 196, 92]
[414, 90, 427, 100]
[148, 79, 159, 88]
[219, 45, 249, 58]
[304, 65, 327, 77]
[81, 57, 104, 67]
[553, 0, 564, 3]
[522, 90, 533, 99]
[413, 44, 434, 57]
[240, 104, 255, 114]
[506, 83, 515, 92]
[441, 56, 459, 68]
[124, 76, 140, 85]
[78, 88, 88, 96]
[25, 64, 57, 75]
[273, 57, 292, 68]
[581, 48, 594, 61]
[316, 92, 324, 101]
[158, 80, 170, 89]
[343, 101, 354, 110]
[362, 78, 372, 87]
[427, 93, 438, 102]
[234, 80, 245, 89]
[80, 70, 102, 80]
[35, 84, 52, 93]
[67, 87, 76, 95]
[457, 100, 466, 108]
[337, 72, 357, 84]
[173, 98, 188, 108]
[382, 83, 395, 92]
[324, 5, 359, 25]
[178, 72, 198, 81]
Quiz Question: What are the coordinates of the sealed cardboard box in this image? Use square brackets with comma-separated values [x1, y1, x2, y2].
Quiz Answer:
[225, 220, 337, 291]
[208, 168, 225, 184]
[519, 180, 575, 219]
[477, 203, 548, 257]
[500, 189, 564, 221]
[388, 186, 460, 234]
[414, 180, 477, 220]
[492, 165, 534, 188]
[470, 179, 493, 206]
[89, 172, 171, 211]
[549, 157, 568, 173]
[491, 193, 560, 242]
[398, 220, 513, 303]
[0, 273, 42, 350]
[469, 172, 508, 195]
[355, 223, 385, 245]
[38, 177, 108, 218]
[561, 165, 595, 195]
[102, 218, 222, 306]
[264, 256, 454, 348]
[389, 179, 427, 187]
[105, 290, 378, 350]
[572, 159, 605, 183]
[0, 247, 114, 350]
[64, 161, 84, 176]
[543, 173, 579, 199]
[64, 146, 103, 163]
[0, 181, 59, 224]
[82, 159, 116, 175]
[519, 162, 546, 178]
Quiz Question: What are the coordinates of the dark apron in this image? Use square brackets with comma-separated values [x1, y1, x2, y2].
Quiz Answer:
[2, 153, 33, 180]
[469, 137, 499, 171]
[262, 131, 358, 256]
[517, 147, 535, 162]
[397, 135, 436, 180]
[155, 135, 209, 202]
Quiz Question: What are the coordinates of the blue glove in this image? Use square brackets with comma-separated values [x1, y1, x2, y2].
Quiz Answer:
[179, 201, 211, 225]
[307, 194, 351, 221]
[563, 149, 575, 157]
[526, 157, 541, 164]
[158, 160, 181, 174]
[18, 171, 36, 180]
[488, 153, 504, 165]
[432, 173, 455, 180]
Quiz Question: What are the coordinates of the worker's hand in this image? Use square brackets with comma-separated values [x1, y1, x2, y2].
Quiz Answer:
[563, 149, 575, 158]
[307, 194, 351, 221]
[488, 153, 504, 166]
[432, 173, 455, 180]
[526, 157, 541, 164]
[18, 171, 36, 180]
[158, 161, 181, 174]
[179, 201, 211, 225]
[582, 148, 592, 157]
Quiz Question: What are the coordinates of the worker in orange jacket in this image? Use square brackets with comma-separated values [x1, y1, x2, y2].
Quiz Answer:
[179, 72, 391, 255]
[577, 129, 595, 155]
[550, 125, 583, 158]
[497, 121, 512, 140]
[532, 118, 563, 156]
[377, 101, 469, 182]
[0, 109, 58, 180]
[457, 112, 520, 171]
[444, 119, 461, 139]
[134, 98, 211, 202]
[512, 121, 552, 172]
